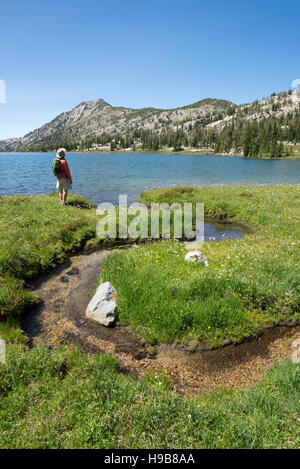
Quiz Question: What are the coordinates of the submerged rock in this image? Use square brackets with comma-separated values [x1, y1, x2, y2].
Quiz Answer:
[185, 250, 208, 266]
[86, 281, 117, 327]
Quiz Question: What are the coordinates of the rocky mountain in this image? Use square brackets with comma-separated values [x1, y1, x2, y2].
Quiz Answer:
[207, 89, 300, 130]
[1, 90, 300, 155]
[0, 98, 236, 151]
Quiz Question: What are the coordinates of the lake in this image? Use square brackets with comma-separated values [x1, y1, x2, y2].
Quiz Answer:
[0, 152, 299, 204]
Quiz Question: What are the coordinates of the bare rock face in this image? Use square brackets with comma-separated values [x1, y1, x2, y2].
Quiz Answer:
[0, 97, 236, 151]
[185, 250, 208, 266]
[86, 282, 117, 327]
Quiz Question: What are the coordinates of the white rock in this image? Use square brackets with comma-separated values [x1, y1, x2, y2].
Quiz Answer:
[86, 281, 117, 327]
[185, 250, 208, 266]
[93, 281, 116, 302]
[291, 339, 300, 363]
[0, 336, 5, 364]
[86, 300, 117, 327]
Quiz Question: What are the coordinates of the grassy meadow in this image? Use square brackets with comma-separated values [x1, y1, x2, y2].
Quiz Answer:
[100, 185, 300, 346]
[0, 186, 299, 448]
[0, 345, 299, 449]
[0, 193, 100, 341]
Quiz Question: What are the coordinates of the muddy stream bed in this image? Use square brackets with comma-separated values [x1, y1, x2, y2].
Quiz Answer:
[23, 246, 300, 397]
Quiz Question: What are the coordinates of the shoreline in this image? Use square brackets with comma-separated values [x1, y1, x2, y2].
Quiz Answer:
[1, 149, 300, 160]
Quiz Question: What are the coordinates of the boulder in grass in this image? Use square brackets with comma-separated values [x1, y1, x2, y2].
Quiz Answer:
[0, 336, 5, 364]
[86, 281, 117, 327]
[185, 250, 208, 266]
[291, 339, 300, 363]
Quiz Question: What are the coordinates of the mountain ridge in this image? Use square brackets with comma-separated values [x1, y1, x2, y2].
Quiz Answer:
[1, 90, 299, 157]
[0, 97, 236, 151]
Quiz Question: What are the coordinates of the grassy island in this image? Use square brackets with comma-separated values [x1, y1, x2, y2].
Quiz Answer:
[100, 185, 300, 346]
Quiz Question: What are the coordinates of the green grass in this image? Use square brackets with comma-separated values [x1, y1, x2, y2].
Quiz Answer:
[1, 186, 298, 347]
[0, 344, 299, 449]
[99, 185, 300, 346]
[0, 191, 175, 340]
[0, 193, 102, 340]
[0, 187, 299, 449]
[0, 193, 98, 281]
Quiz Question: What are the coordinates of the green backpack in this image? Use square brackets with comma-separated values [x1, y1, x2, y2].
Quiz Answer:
[52, 158, 62, 177]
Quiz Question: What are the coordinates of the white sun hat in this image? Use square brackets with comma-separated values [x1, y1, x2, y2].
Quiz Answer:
[56, 148, 67, 158]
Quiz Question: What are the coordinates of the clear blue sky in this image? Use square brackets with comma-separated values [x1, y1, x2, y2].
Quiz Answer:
[1, 0, 300, 139]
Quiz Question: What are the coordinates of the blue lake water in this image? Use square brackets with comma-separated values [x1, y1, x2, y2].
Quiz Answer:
[0, 152, 299, 204]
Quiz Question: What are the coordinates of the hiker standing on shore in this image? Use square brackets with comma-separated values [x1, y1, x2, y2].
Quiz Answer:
[52, 148, 72, 205]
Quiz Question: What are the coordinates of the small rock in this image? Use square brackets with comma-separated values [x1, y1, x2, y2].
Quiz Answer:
[0, 336, 5, 364]
[86, 281, 117, 327]
[60, 276, 69, 283]
[67, 267, 79, 276]
[185, 250, 208, 266]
